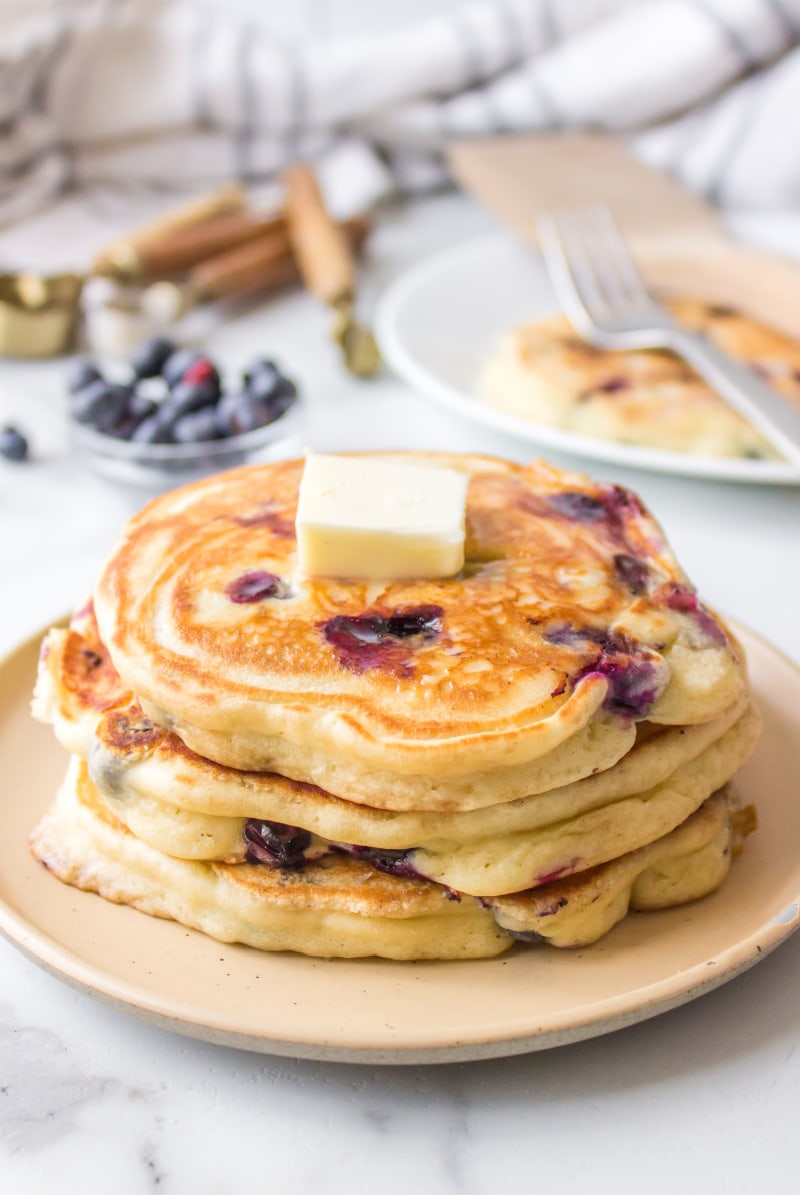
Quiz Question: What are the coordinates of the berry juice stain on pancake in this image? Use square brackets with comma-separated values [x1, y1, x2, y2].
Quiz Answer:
[321, 605, 444, 677]
[225, 571, 291, 603]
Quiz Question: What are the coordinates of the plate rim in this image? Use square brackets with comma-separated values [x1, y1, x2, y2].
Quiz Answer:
[375, 232, 800, 488]
[2, 621, 799, 1065]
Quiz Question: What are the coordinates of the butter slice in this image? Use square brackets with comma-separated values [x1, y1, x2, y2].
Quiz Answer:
[296, 454, 468, 579]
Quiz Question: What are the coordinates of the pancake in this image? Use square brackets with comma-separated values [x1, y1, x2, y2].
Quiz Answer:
[29, 760, 754, 957]
[479, 299, 800, 460]
[487, 788, 756, 948]
[84, 705, 756, 896]
[92, 454, 745, 802]
[32, 759, 510, 961]
[34, 604, 754, 891]
[86, 704, 756, 899]
[32, 606, 637, 814]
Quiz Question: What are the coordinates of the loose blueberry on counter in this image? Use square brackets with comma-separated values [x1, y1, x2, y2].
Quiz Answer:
[130, 336, 175, 379]
[66, 357, 103, 395]
[0, 425, 29, 462]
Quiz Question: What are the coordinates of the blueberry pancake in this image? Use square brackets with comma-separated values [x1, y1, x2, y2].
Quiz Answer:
[30, 452, 759, 958]
[92, 454, 746, 806]
[33, 606, 757, 896]
[479, 299, 800, 459]
[29, 759, 753, 957]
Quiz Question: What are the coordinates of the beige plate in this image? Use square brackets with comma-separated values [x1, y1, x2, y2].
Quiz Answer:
[1, 623, 799, 1065]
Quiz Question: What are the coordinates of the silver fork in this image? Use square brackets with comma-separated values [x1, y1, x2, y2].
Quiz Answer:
[536, 207, 800, 469]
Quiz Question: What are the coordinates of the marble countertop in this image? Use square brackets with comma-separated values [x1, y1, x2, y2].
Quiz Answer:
[2, 192, 799, 1194]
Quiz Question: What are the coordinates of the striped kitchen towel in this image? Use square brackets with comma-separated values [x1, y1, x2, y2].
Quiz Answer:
[1, 0, 800, 225]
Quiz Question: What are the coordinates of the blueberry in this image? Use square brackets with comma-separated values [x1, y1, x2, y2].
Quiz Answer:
[162, 347, 203, 388]
[172, 408, 222, 443]
[246, 363, 297, 408]
[220, 392, 281, 435]
[244, 820, 311, 868]
[70, 380, 129, 428]
[214, 390, 245, 436]
[93, 386, 135, 434]
[181, 357, 221, 398]
[128, 392, 159, 422]
[263, 386, 297, 421]
[66, 357, 103, 395]
[103, 393, 158, 440]
[164, 378, 219, 420]
[225, 571, 289, 603]
[242, 357, 280, 388]
[338, 844, 422, 880]
[549, 492, 607, 522]
[130, 336, 176, 379]
[613, 553, 649, 595]
[130, 414, 172, 444]
[0, 425, 29, 462]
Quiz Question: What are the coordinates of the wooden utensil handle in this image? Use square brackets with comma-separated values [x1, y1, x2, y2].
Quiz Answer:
[191, 216, 370, 302]
[92, 183, 246, 278]
[283, 164, 355, 306]
[132, 213, 286, 280]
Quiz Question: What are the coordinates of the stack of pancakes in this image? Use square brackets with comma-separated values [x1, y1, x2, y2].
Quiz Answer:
[31, 453, 758, 959]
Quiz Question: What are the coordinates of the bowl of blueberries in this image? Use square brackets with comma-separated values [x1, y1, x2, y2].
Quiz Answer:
[67, 336, 302, 487]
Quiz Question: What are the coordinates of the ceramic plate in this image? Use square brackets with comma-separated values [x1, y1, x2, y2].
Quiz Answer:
[2, 623, 799, 1064]
[375, 234, 800, 486]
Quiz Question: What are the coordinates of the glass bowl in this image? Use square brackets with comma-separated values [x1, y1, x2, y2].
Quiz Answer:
[69, 401, 304, 489]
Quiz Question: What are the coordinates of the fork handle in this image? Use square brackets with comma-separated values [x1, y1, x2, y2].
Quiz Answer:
[667, 330, 800, 468]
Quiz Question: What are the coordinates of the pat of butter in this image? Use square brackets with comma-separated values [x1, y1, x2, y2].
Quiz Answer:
[296, 454, 468, 579]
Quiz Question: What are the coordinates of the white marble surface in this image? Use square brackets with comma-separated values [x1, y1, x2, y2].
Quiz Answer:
[2, 192, 800, 1193]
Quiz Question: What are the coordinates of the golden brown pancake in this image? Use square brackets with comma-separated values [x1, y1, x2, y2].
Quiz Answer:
[29, 760, 754, 957]
[33, 604, 756, 896]
[479, 299, 800, 459]
[92, 454, 745, 804]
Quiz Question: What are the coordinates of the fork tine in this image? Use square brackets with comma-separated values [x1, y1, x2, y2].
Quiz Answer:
[537, 213, 608, 334]
[558, 212, 614, 320]
[586, 207, 652, 308]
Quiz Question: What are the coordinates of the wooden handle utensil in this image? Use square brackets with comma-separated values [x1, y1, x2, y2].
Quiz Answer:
[283, 163, 381, 377]
[142, 216, 370, 323]
[92, 183, 247, 280]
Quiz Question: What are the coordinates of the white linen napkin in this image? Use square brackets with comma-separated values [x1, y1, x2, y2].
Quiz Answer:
[1, 0, 800, 226]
